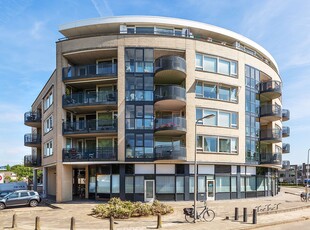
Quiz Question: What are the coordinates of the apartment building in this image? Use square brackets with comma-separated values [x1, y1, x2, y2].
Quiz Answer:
[24, 16, 290, 202]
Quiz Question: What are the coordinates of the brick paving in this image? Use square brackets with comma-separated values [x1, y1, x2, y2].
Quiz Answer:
[0, 187, 309, 229]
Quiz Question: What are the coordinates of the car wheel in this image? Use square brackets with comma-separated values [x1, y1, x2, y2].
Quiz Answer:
[0, 202, 5, 210]
[29, 200, 38, 207]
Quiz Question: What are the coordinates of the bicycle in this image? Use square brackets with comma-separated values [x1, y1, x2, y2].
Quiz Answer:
[300, 192, 310, 202]
[183, 201, 215, 223]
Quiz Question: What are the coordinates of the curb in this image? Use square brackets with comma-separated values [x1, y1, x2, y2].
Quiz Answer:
[42, 200, 62, 209]
[240, 216, 309, 230]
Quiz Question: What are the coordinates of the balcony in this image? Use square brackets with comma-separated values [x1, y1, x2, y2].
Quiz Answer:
[154, 85, 186, 111]
[258, 104, 282, 123]
[24, 112, 41, 127]
[24, 134, 41, 147]
[282, 109, 290, 122]
[260, 153, 282, 165]
[154, 117, 186, 135]
[283, 143, 290, 154]
[62, 91, 117, 112]
[154, 55, 186, 84]
[260, 129, 282, 143]
[63, 119, 117, 137]
[154, 146, 186, 161]
[258, 80, 282, 101]
[24, 155, 41, 167]
[282, 126, 290, 138]
[63, 147, 117, 162]
[62, 63, 117, 82]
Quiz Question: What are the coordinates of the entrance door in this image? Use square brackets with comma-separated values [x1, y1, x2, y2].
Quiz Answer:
[206, 180, 215, 201]
[144, 180, 155, 202]
[73, 169, 86, 199]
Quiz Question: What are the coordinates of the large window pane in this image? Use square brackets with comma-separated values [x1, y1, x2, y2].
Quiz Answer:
[97, 175, 110, 193]
[231, 138, 238, 153]
[197, 136, 203, 150]
[246, 177, 256, 192]
[135, 176, 144, 193]
[219, 112, 230, 127]
[198, 176, 205, 193]
[231, 177, 237, 192]
[156, 176, 175, 193]
[218, 59, 230, 75]
[176, 176, 184, 193]
[203, 84, 217, 99]
[203, 110, 217, 126]
[196, 53, 203, 69]
[189, 176, 194, 193]
[232, 113, 238, 128]
[257, 177, 265, 191]
[219, 86, 230, 101]
[203, 56, 217, 72]
[196, 108, 203, 124]
[112, 175, 120, 193]
[144, 49, 153, 61]
[216, 176, 230, 192]
[219, 138, 231, 153]
[231, 61, 237, 75]
[231, 88, 237, 102]
[125, 176, 134, 193]
[204, 137, 217, 152]
[196, 82, 203, 97]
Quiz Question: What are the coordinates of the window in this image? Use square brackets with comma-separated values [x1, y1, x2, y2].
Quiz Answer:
[196, 53, 238, 76]
[125, 48, 154, 73]
[197, 135, 238, 154]
[97, 175, 110, 193]
[204, 56, 217, 72]
[196, 108, 238, 128]
[20, 192, 29, 197]
[156, 176, 175, 193]
[126, 133, 154, 158]
[44, 115, 53, 133]
[112, 175, 120, 193]
[125, 176, 134, 193]
[44, 91, 53, 110]
[135, 176, 144, 193]
[176, 176, 184, 193]
[195, 81, 238, 103]
[44, 140, 53, 157]
[195, 54, 203, 70]
[216, 176, 230, 192]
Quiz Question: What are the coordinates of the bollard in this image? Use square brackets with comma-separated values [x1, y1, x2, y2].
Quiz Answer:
[243, 208, 247, 223]
[12, 214, 17, 228]
[35, 216, 41, 230]
[70, 217, 75, 230]
[110, 216, 114, 230]
[157, 214, 162, 229]
[234, 207, 239, 221]
[252, 209, 257, 224]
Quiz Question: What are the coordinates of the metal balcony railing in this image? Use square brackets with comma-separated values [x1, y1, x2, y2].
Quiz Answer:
[154, 85, 186, 102]
[260, 153, 282, 164]
[63, 91, 117, 107]
[258, 80, 282, 94]
[63, 147, 117, 162]
[155, 117, 186, 132]
[282, 143, 290, 153]
[62, 63, 117, 80]
[24, 112, 41, 123]
[260, 129, 282, 142]
[154, 146, 186, 160]
[63, 119, 117, 134]
[258, 104, 282, 117]
[282, 126, 290, 137]
[154, 55, 186, 74]
[282, 109, 290, 121]
[24, 154, 41, 167]
[24, 134, 41, 145]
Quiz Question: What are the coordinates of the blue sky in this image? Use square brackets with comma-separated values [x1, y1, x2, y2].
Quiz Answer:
[0, 0, 308, 165]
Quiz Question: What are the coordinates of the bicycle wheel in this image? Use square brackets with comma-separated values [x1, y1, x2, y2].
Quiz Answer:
[301, 195, 306, 202]
[185, 214, 195, 223]
[203, 209, 215, 222]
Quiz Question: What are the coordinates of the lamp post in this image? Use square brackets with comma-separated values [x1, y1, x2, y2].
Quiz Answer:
[194, 114, 215, 223]
[307, 149, 310, 202]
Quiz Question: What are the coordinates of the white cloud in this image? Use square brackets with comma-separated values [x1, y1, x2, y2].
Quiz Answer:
[30, 21, 45, 40]
[91, 0, 114, 17]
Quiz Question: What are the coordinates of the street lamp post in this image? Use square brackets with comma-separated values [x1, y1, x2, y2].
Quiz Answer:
[307, 149, 310, 202]
[194, 114, 215, 223]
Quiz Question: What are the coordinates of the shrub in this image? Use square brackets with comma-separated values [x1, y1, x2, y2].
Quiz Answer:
[91, 198, 173, 219]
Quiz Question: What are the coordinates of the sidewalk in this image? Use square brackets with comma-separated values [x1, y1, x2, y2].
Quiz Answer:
[0, 186, 309, 229]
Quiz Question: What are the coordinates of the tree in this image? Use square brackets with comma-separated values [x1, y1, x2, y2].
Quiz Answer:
[5, 164, 11, 171]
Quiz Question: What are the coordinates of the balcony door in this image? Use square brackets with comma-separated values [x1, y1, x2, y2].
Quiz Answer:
[97, 112, 113, 130]
[97, 85, 114, 102]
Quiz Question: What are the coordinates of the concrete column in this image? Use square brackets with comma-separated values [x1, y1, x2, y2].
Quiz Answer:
[42, 167, 47, 198]
[120, 164, 125, 200]
[33, 169, 38, 191]
[85, 165, 89, 199]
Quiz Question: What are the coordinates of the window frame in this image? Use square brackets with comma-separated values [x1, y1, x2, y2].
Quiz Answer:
[44, 139, 53, 157]
[44, 115, 53, 134]
[196, 107, 238, 128]
[44, 90, 53, 111]
[196, 135, 238, 154]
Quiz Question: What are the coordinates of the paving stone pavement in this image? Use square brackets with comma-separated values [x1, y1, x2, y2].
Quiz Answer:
[0, 187, 309, 230]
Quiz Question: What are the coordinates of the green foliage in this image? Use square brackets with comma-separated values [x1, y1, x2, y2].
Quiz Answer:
[92, 197, 173, 219]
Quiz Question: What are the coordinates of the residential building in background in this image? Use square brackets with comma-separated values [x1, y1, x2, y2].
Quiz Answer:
[23, 16, 290, 202]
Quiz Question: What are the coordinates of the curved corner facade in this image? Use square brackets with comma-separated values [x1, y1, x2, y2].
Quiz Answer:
[24, 16, 289, 202]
